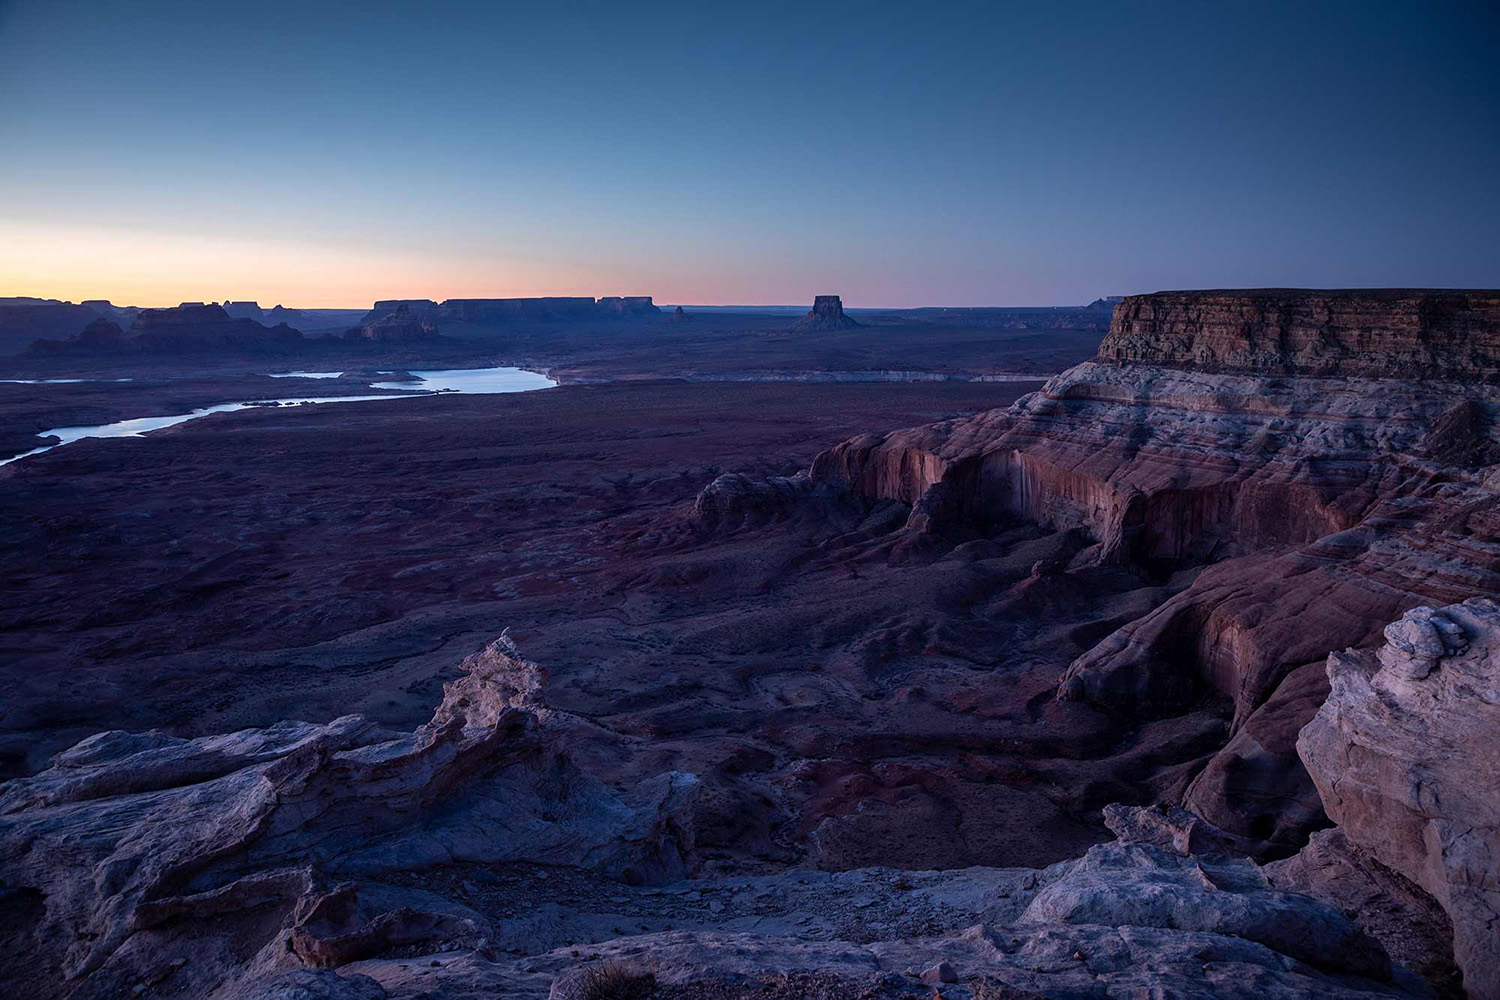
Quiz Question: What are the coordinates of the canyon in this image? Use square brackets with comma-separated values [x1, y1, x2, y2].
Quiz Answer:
[2, 289, 1498, 998]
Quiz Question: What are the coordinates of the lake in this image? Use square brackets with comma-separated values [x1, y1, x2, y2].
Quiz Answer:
[0, 366, 556, 467]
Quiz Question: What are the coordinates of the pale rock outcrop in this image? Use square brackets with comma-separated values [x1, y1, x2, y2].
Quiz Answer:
[1300, 599, 1500, 998]
[341, 837, 1414, 999]
[1101, 801, 1247, 856]
[0, 638, 696, 996]
[1019, 842, 1390, 980]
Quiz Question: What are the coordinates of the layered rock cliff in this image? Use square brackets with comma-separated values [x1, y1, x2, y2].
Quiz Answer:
[1104, 289, 1500, 379]
[812, 289, 1500, 862]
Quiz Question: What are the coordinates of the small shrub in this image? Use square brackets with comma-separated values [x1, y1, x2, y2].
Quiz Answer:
[576, 960, 657, 1000]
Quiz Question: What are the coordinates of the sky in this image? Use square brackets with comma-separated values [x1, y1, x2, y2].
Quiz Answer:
[0, 0, 1496, 308]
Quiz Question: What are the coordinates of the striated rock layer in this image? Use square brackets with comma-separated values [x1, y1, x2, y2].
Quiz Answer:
[812, 289, 1500, 861]
[1104, 288, 1500, 379]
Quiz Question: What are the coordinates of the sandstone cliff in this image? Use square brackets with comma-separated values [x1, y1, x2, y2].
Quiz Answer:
[811, 289, 1500, 866]
[1103, 288, 1500, 379]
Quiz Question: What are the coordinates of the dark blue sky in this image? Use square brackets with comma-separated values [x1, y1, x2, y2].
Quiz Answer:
[0, 0, 1495, 306]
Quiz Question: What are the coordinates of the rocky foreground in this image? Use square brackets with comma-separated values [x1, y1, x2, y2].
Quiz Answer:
[0, 609, 1490, 999]
[3, 289, 1499, 998]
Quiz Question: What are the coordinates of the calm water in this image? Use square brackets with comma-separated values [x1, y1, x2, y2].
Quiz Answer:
[1, 366, 555, 467]
[372, 367, 555, 393]
[0, 377, 135, 384]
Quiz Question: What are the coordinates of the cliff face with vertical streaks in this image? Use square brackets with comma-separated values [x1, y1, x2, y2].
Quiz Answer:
[812, 289, 1500, 861]
[1102, 289, 1500, 378]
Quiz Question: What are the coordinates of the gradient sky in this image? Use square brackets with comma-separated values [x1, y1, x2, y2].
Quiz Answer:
[1, 0, 1496, 307]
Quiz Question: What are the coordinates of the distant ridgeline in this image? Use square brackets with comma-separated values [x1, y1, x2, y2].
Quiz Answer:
[26, 303, 307, 357]
[361, 295, 661, 326]
[8, 295, 662, 357]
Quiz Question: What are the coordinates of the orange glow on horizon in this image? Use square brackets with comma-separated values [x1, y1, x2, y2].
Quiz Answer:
[0, 220, 841, 309]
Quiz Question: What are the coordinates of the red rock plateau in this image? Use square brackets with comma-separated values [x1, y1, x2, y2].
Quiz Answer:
[3, 289, 1500, 998]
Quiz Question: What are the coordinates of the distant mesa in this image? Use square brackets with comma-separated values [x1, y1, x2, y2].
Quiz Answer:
[262, 304, 305, 327]
[28, 302, 303, 356]
[344, 303, 442, 343]
[792, 294, 860, 331]
[1087, 295, 1125, 311]
[360, 295, 661, 326]
[672, 305, 686, 322]
[596, 295, 660, 316]
[0, 298, 117, 355]
[7, 292, 666, 358]
[128, 303, 303, 352]
[221, 300, 265, 322]
[80, 300, 142, 326]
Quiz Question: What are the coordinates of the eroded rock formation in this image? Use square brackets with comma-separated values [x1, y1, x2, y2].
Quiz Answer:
[1300, 599, 1500, 998]
[0, 635, 1436, 999]
[792, 294, 860, 331]
[6, 288, 1500, 997]
[0, 637, 700, 997]
[812, 289, 1500, 862]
